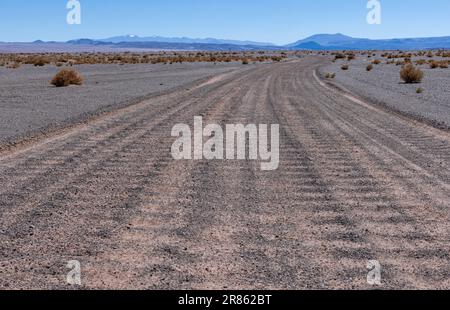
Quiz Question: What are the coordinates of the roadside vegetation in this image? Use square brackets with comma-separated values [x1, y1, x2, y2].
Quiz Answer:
[0, 51, 288, 67]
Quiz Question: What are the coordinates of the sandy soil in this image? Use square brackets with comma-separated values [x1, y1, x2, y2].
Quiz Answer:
[0, 57, 449, 289]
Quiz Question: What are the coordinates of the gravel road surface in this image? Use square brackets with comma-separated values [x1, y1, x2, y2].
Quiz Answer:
[0, 57, 449, 289]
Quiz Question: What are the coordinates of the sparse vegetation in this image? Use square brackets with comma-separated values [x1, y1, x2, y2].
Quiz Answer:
[51, 68, 83, 87]
[7, 62, 21, 69]
[341, 64, 349, 70]
[430, 61, 439, 69]
[400, 64, 424, 83]
[0, 51, 289, 67]
[334, 53, 345, 60]
[416, 88, 424, 94]
[325, 72, 336, 79]
[415, 59, 427, 65]
[366, 64, 373, 71]
[372, 59, 381, 65]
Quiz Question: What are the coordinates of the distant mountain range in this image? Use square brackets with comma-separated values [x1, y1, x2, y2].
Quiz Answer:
[66, 38, 280, 51]
[68, 33, 450, 50]
[4, 34, 450, 52]
[288, 33, 450, 50]
[98, 35, 275, 46]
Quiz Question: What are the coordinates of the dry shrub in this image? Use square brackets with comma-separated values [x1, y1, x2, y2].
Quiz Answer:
[341, 64, 349, 70]
[242, 59, 249, 65]
[415, 59, 427, 65]
[271, 56, 283, 62]
[51, 69, 83, 87]
[400, 64, 424, 83]
[366, 64, 374, 71]
[7, 62, 21, 69]
[416, 88, 424, 94]
[325, 72, 336, 79]
[429, 61, 439, 69]
[372, 59, 381, 65]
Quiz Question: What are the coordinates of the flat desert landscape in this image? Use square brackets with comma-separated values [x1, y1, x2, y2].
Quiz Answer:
[0, 51, 449, 290]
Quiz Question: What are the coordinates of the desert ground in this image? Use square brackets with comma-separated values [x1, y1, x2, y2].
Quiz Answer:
[0, 52, 449, 289]
[320, 51, 450, 129]
[0, 62, 245, 146]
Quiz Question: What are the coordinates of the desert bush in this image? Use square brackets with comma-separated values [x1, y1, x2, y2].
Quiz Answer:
[7, 62, 21, 69]
[347, 54, 356, 61]
[366, 64, 374, 71]
[51, 68, 83, 87]
[400, 64, 424, 83]
[341, 64, 349, 70]
[372, 59, 381, 65]
[334, 53, 345, 60]
[242, 59, 249, 65]
[32, 56, 49, 66]
[415, 59, 427, 65]
[429, 61, 439, 69]
[271, 56, 283, 62]
[416, 88, 424, 94]
[325, 72, 336, 79]
[439, 61, 449, 68]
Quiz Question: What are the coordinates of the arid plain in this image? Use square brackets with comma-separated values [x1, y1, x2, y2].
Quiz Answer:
[0, 51, 450, 289]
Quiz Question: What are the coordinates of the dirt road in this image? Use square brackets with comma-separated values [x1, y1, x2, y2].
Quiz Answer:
[1, 57, 449, 289]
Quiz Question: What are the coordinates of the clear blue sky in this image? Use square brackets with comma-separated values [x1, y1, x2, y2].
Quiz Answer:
[1, 0, 450, 44]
